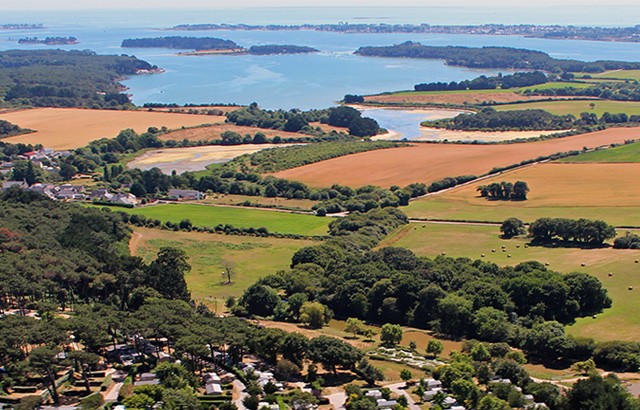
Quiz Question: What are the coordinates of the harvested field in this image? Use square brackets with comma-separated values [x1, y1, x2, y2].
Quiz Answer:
[379, 222, 640, 342]
[131, 227, 313, 304]
[273, 126, 640, 188]
[1, 108, 222, 149]
[406, 163, 640, 226]
[128, 144, 297, 174]
[366, 91, 571, 106]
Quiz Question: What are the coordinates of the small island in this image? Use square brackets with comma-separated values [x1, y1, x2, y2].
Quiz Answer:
[18, 36, 78, 45]
[122, 37, 318, 56]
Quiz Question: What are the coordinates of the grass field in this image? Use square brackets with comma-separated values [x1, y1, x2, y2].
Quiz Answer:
[587, 70, 640, 81]
[496, 100, 640, 116]
[273, 127, 640, 188]
[127, 144, 297, 174]
[201, 194, 317, 211]
[406, 163, 640, 226]
[131, 227, 313, 305]
[119, 203, 330, 236]
[379, 222, 640, 342]
[558, 141, 640, 163]
[1, 108, 222, 149]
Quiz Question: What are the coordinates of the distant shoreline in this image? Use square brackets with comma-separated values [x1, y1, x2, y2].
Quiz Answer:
[169, 23, 640, 43]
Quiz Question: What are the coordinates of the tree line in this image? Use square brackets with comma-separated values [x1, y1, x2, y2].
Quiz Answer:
[524, 80, 640, 102]
[414, 71, 548, 92]
[121, 36, 240, 50]
[529, 217, 617, 246]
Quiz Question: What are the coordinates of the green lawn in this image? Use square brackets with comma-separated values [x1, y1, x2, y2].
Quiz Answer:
[379, 222, 640, 342]
[133, 227, 314, 306]
[405, 198, 640, 227]
[119, 203, 330, 236]
[495, 100, 640, 116]
[558, 141, 640, 163]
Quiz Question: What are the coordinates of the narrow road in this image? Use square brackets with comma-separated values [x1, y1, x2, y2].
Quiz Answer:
[386, 382, 421, 410]
[104, 382, 123, 402]
[325, 389, 347, 410]
[233, 379, 248, 410]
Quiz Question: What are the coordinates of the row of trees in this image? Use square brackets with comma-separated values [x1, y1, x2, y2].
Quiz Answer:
[414, 71, 548, 92]
[477, 180, 529, 200]
[529, 217, 617, 246]
[524, 80, 640, 102]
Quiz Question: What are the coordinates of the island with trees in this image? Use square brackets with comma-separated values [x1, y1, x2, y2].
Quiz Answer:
[121, 37, 319, 56]
[18, 36, 78, 45]
[170, 22, 640, 43]
[355, 42, 640, 73]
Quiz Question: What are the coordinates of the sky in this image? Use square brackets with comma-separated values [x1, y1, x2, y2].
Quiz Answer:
[1, 0, 639, 9]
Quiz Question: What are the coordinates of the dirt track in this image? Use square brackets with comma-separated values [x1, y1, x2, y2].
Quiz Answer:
[273, 126, 640, 187]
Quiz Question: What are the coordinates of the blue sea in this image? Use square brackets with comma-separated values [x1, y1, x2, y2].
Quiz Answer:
[1, 6, 640, 114]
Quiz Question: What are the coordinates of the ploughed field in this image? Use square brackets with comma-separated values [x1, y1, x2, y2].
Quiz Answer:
[379, 222, 640, 342]
[130, 227, 314, 305]
[406, 162, 640, 227]
[0, 108, 222, 149]
[273, 126, 640, 188]
[117, 203, 330, 236]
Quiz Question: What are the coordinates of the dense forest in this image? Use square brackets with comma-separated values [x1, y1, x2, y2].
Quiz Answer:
[0, 119, 32, 138]
[414, 71, 548, 92]
[121, 36, 240, 50]
[355, 42, 640, 73]
[248, 45, 319, 55]
[425, 108, 576, 131]
[0, 49, 157, 108]
[234, 208, 634, 370]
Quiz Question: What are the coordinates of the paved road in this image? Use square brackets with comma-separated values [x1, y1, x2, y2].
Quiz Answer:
[386, 382, 421, 410]
[104, 382, 123, 402]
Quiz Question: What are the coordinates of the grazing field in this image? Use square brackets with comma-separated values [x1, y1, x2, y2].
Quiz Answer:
[558, 141, 640, 163]
[379, 222, 640, 342]
[1, 108, 221, 149]
[588, 70, 640, 81]
[201, 194, 317, 211]
[130, 227, 313, 305]
[365, 82, 593, 106]
[406, 163, 640, 226]
[273, 126, 640, 188]
[496, 100, 640, 116]
[127, 144, 297, 174]
[159, 124, 321, 142]
[119, 203, 331, 236]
